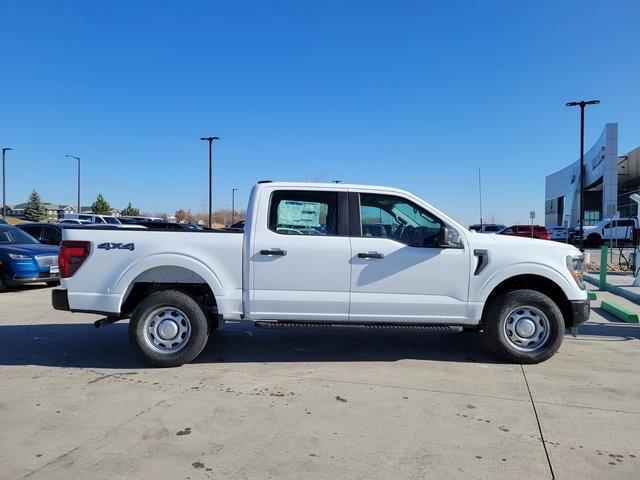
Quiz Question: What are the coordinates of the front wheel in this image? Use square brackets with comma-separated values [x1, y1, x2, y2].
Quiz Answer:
[129, 290, 210, 367]
[483, 289, 564, 364]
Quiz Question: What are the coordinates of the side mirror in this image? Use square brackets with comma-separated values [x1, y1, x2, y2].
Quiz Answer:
[439, 225, 462, 248]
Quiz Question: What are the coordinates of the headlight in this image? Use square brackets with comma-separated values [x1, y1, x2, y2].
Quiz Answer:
[566, 255, 585, 289]
[8, 254, 31, 260]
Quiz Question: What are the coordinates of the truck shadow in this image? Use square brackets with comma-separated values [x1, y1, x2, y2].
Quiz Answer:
[0, 320, 636, 370]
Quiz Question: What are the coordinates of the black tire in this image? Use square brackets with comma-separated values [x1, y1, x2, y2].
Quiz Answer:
[129, 290, 209, 367]
[0, 275, 7, 293]
[483, 289, 564, 364]
[586, 233, 602, 247]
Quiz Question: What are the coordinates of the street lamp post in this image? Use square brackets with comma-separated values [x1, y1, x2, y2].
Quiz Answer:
[566, 99, 600, 252]
[231, 188, 238, 226]
[65, 154, 81, 214]
[2, 147, 14, 219]
[199, 136, 220, 227]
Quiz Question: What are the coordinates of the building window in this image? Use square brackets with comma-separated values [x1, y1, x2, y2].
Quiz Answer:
[583, 211, 600, 226]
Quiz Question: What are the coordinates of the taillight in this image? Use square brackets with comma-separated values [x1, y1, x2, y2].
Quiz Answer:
[59, 241, 91, 278]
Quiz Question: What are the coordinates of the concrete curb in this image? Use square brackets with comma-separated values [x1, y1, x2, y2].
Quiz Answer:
[584, 273, 640, 306]
[601, 300, 640, 323]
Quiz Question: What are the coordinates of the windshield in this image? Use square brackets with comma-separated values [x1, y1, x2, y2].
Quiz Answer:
[0, 227, 39, 245]
[104, 217, 121, 225]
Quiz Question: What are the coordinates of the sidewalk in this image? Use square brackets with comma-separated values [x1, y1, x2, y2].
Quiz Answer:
[584, 271, 640, 305]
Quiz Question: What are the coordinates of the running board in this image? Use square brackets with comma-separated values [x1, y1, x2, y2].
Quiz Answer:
[254, 321, 463, 332]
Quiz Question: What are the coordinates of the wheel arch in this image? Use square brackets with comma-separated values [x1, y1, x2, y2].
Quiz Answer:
[480, 274, 572, 329]
[117, 262, 222, 327]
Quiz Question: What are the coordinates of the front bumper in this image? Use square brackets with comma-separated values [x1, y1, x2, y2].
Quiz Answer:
[569, 299, 590, 328]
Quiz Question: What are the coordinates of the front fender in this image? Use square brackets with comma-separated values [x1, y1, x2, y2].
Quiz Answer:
[476, 262, 579, 303]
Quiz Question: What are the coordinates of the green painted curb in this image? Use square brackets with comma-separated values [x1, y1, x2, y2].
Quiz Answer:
[587, 291, 597, 300]
[601, 300, 640, 323]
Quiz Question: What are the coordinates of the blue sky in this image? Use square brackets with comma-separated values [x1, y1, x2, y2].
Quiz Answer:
[1, 0, 638, 224]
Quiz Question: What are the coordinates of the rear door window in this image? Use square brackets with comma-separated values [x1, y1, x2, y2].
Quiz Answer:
[20, 225, 42, 239]
[42, 226, 62, 244]
[269, 191, 338, 236]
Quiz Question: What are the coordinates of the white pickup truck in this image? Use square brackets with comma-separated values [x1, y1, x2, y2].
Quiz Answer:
[52, 181, 589, 367]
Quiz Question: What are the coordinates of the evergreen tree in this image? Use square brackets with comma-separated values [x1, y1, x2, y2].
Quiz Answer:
[121, 202, 140, 216]
[23, 190, 47, 221]
[91, 194, 111, 215]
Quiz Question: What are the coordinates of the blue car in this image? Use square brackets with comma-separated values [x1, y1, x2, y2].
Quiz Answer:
[0, 224, 60, 292]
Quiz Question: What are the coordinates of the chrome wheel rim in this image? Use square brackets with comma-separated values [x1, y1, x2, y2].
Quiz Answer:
[503, 305, 550, 352]
[143, 307, 191, 354]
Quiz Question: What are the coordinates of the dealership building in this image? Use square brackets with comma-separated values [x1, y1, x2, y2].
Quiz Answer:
[545, 123, 640, 227]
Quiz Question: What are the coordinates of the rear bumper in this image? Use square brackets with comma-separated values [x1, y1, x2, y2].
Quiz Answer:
[52, 288, 120, 316]
[5, 272, 59, 286]
[569, 299, 590, 328]
[52, 288, 70, 311]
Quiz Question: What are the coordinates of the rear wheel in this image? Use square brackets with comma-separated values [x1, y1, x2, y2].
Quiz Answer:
[129, 290, 209, 367]
[483, 289, 564, 364]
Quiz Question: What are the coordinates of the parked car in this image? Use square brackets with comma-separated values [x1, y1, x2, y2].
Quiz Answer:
[0, 218, 7, 225]
[498, 225, 551, 240]
[132, 221, 198, 231]
[119, 216, 163, 224]
[62, 213, 122, 225]
[468, 223, 506, 233]
[16, 223, 64, 245]
[59, 219, 90, 225]
[53, 181, 588, 367]
[16, 222, 141, 246]
[569, 217, 638, 246]
[548, 226, 569, 242]
[0, 224, 59, 291]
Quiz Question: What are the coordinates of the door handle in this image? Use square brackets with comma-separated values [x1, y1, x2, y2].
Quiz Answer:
[357, 252, 384, 259]
[260, 249, 287, 256]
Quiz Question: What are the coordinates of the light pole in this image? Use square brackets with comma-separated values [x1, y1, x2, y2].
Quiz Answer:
[199, 136, 220, 227]
[2, 147, 13, 219]
[65, 154, 81, 213]
[478, 168, 483, 230]
[566, 100, 600, 252]
[231, 188, 238, 226]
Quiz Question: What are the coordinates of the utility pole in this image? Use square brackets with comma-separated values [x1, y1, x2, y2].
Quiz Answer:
[66, 155, 81, 213]
[566, 99, 600, 252]
[199, 136, 220, 227]
[2, 147, 14, 219]
[231, 188, 238, 226]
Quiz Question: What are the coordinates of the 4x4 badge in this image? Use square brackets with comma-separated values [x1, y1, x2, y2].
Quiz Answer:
[97, 242, 135, 251]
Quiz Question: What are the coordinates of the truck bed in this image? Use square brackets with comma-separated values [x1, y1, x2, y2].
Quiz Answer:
[61, 227, 243, 315]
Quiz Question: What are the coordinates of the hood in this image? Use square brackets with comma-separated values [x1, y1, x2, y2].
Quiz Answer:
[0, 244, 60, 257]
[468, 231, 581, 256]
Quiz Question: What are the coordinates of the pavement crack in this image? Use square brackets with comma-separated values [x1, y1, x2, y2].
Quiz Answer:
[521, 364, 555, 480]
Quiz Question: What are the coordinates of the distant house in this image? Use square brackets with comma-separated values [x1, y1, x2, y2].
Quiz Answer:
[9, 202, 77, 221]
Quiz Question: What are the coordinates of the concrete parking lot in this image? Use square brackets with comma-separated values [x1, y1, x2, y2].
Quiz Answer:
[1, 286, 639, 479]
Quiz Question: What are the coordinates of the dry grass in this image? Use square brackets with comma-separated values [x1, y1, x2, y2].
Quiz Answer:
[1, 216, 27, 225]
